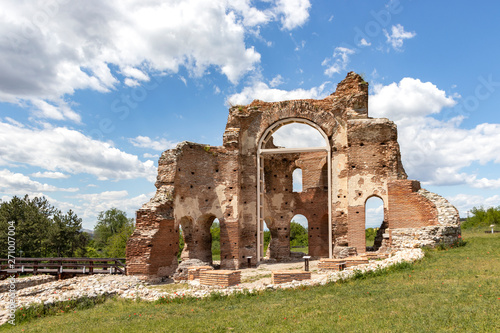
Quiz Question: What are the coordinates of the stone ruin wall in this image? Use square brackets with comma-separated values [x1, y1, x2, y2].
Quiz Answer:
[126, 72, 461, 280]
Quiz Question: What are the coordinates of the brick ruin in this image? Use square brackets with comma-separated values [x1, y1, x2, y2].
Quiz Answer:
[126, 72, 461, 280]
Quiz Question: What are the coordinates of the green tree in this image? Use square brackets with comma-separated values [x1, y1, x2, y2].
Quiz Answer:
[462, 206, 500, 229]
[93, 208, 134, 257]
[290, 221, 308, 247]
[0, 195, 87, 257]
[210, 221, 220, 259]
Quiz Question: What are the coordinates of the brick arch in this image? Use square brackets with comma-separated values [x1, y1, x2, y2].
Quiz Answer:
[256, 117, 333, 261]
[250, 102, 340, 148]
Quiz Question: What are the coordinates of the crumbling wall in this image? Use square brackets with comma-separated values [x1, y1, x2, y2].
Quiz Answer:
[126, 72, 461, 280]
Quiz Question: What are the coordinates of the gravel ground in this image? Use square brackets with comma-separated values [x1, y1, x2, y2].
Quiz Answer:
[0, 249, 424, 325]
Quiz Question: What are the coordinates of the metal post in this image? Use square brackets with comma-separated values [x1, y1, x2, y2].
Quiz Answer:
[303, 256, 311, 272]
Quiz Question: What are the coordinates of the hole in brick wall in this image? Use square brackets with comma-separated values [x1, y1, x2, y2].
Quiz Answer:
[290, 214, 308, 254]
[205, 199, 208, 202]
[366, 196, 385, 252]
[181, 197, 184, 200]
[333, 147, 338, 152]
[380, 142, 386, 145]
[229, 187, 233, 189]
[292, 168, 302, 192]
[215, 169, 219, 172]
[190, 185, 193, 188]
[358, 193, 362, 196]
[281, 216, 283, 219]
[178, 168, 181, 171]
[273, 188, 276, 191]
[351, 165, 356, 169]
[244, 201, 247, 204]
[356, 211, 359, 214]
[360, 143, 364, 146]
[191, 171, 195, 175]
[285, 202, 288, 205]
[284, 227, 287, 230]
[208, 186, 211, 189]
[382, 165, 387, 168]
[285, 175, 288, 178]
[285, 189, 288, 191]
[274, 174, 277, 177]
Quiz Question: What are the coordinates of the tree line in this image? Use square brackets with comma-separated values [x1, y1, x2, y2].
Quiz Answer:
[0, 195, 134, 258]
[462, 206, 500, 229]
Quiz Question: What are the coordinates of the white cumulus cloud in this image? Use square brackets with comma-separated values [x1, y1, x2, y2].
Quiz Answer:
[129, 136, 178, 151]
[227, 80, 332, 105]
[0, 0, 312, 121]
[0, 121, 157, 181]
[370, 77, 500, 188]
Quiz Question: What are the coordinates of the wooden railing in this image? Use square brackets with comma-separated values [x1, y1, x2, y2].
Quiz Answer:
[0, 258, 126, 277]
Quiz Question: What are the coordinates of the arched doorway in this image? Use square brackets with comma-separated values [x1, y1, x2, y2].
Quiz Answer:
[365, 196, 385, 251]
[256, 118, 332, 261]
[290, 214, 308, 254]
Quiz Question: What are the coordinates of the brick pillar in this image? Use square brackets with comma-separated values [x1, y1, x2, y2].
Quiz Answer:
[347, 205, 365, 254]
[126, 207, 179, 279]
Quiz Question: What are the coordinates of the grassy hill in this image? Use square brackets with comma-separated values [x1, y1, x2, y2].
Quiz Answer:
[4, 228, 499, 332]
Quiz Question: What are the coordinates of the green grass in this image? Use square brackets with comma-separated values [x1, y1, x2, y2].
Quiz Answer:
[290, 247, 308, 254]
[3, 228, 499, 332]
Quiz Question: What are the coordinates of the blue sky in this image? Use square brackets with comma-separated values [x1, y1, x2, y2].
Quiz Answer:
[1, 0, 499, 229]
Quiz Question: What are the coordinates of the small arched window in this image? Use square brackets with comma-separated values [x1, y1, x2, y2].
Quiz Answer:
[292, 168, 302, 192]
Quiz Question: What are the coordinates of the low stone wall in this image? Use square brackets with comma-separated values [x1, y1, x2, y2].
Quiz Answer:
[187, 266, 214, 281]
[318, 259, 346, 271]
[199, 270, 241, 287]
[0, 275, 55, 292]
[271, 271, 311, 284]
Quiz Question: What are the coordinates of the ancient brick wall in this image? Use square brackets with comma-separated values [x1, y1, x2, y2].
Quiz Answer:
[387, 180, 438, 228]
[126, 72, 460, 280]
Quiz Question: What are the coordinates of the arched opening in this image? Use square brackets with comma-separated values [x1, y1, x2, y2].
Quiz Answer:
[196, 214, 218, 264]
[292, 168, 303, 192]
[257, 118, 333, 261]
[290, 214, 308, 255]
[365, 196, 385, 251]
[271, 123, 326, 148]
[179, 216, 194, 261]
[211, 218, 220, 263]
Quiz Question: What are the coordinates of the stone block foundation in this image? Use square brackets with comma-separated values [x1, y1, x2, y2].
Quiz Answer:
[187, 266, 214, 281]
[318, 259, 346, 271]
[199, 270, 241, 287]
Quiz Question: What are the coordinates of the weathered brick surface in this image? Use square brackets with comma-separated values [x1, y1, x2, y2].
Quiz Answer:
[187, 266, 214, 281]
[199, 270, 241, 287]
[126, 72, 460, 280]
[271, 271, 311, 284]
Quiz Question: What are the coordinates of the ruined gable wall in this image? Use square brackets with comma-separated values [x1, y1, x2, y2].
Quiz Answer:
[344, 118, 407, 252]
